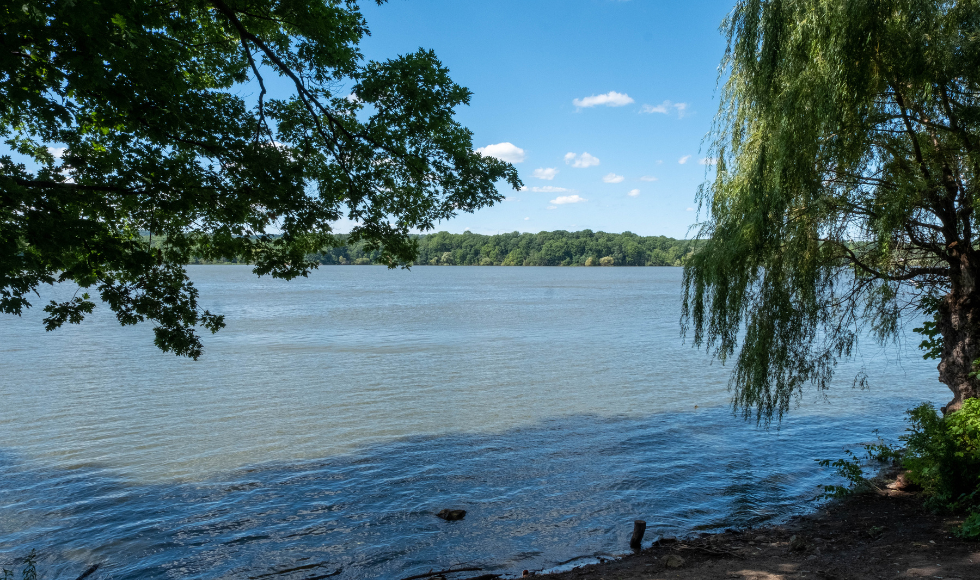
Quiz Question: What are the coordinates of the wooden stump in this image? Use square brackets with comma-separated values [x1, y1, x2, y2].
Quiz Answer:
[630, 519, 646, 551]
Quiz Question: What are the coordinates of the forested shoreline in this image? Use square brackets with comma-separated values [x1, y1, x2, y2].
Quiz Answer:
[187, 230, 699, 267]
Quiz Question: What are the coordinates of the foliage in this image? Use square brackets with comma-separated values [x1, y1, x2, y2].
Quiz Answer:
[683, 0, 980, 422]
[817, 431, 899, 498]
[902, 400, 980, 515]
[913, 295, 944, 361]
[955, 510, 980, 539]
[302, 230, 699, 267]
[820, 401, 980, 537]
[1, 0, 519, 358]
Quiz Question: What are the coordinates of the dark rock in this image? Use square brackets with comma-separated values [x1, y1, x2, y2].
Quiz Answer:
[662, 554, 685, 569]
[436, 509, 466, 521]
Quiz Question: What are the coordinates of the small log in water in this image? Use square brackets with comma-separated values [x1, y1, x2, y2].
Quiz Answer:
[629, 520, 647, 551]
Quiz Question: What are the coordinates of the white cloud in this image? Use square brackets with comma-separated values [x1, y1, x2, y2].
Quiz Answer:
[532, 167, 559, 180]
[550, 194, 587, 205]
[640, 176, 658, 182]
[686, 207, 694, 211]
[531, 186, 570, 193]
[603, 173, 624, 183]
[564, 152, 600, 168]
[547, 205, 558, 210]
[573, 91, 635, 109]
[640, 102, 669, 114]
[640, 100, 689, 117]
[699, 157, 717, 165]
[345, 93, 361, 103]
[678, 155, 692, 164]
[627, 189, 641, 197]
[47, 147, 66, 158]
[475, 142, 525, 163]
[519, 186, 528, 191]
[524, 217, 530, 221]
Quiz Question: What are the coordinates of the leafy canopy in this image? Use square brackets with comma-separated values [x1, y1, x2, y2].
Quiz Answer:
[684, 0, 980, 421]
[1, 0, 520, 358]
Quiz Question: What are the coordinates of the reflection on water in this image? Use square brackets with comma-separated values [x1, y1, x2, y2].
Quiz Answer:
[0, 267, 946, 578]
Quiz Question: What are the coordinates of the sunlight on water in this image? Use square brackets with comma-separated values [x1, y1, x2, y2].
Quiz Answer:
[0, 267, 948, 579]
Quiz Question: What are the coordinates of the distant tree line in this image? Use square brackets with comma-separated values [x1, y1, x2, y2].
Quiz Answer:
[304, 230, 697, 267]
[180, 230, 696, 267]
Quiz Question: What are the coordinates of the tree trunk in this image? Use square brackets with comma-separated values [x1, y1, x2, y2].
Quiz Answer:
[937, 249, 980, 414]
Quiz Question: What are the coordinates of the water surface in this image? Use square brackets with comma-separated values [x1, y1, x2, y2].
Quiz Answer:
[0, 266, 945, 578]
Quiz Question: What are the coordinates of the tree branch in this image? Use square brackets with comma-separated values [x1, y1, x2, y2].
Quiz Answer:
[825, 239, 950, 281]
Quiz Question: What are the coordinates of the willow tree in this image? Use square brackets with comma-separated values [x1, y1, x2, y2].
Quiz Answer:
[683, 0, 980, 421]
[1, 0, 519, 358]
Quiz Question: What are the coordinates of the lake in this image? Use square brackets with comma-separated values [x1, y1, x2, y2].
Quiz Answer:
[0, 266, 946, 579]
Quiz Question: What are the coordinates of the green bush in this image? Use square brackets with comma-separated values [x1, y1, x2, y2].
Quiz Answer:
[819, 399, 980, 538]
[902, 400, 980, 515]
[957, 511, 980, 539]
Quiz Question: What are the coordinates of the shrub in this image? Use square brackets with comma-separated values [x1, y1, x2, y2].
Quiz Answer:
[957, 511, 980, 539]
[902, 400, 980, 514]
[818, 400, 980, 538]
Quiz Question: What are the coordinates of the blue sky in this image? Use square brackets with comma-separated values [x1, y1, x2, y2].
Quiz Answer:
[23, 0, 735, 240]
[355, 0, 736, 238]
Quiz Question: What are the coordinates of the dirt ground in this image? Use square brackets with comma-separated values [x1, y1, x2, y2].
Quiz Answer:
[532, 477, 980, 580]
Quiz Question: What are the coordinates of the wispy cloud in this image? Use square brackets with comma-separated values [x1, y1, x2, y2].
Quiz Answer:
[550, 194, 587, 205]
[678, 155, 692, 164]
[532, 167, 559, 180]
[475, 142, 525, 163]
[640, 100, 689, 117]
[547, 205, 558, 210]
[686, 207, 694, 211]
[531, 186, 570, 193]
[627, 189, 641, 197]
[564, 152, 600, 168]
[699, 157, 717, 165]
[640, 176, 658, 182]
[573, 91, 635, 109]
[524, 217, 530, 221]
[603, 173, 624, 183]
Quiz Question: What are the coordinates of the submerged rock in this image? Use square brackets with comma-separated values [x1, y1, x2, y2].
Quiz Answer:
[436, 509, 467, 521]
